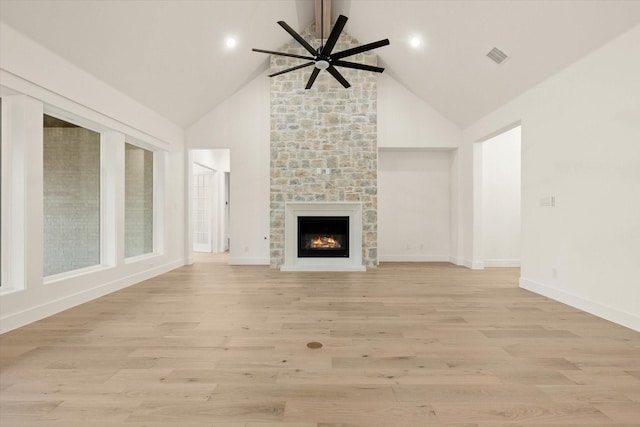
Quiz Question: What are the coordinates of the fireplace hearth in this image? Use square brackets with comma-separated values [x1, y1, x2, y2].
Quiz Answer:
[298, 216, 349, 258]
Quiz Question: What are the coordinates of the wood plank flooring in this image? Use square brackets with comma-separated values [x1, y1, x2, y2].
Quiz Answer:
[1, 254, 639, 426]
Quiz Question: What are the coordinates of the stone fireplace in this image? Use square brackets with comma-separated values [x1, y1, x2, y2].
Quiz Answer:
[269, 25, 378, 270]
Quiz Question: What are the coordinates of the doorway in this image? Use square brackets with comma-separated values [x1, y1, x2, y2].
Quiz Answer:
[190, 149, 230, 254]
[480, 125, 521, 267]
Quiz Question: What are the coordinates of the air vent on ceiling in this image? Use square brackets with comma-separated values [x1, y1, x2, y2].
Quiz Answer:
[486, 47, 509, 65]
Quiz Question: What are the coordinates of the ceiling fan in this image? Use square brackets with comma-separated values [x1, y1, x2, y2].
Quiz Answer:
[252, 4, 390, 89]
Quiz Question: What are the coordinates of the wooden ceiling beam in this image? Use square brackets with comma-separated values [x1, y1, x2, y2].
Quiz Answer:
[315, 0, 331, 39]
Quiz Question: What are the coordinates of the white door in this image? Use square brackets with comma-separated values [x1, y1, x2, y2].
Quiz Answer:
[193, 170, 213, 252]
[224, 172, 230, 251]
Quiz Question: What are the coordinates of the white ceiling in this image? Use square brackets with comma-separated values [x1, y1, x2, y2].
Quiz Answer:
[1, 0, 639, 128]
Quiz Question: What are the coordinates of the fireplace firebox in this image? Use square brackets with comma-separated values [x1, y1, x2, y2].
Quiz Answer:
[297, 216, 349, 258]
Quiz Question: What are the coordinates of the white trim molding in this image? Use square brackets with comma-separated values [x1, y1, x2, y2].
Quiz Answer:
[0, 259, 183, 334]
[520, 277, 640, 332]
[379, 255, 451, 262]
[229, 257, 270, 266]
[461, 258, 485, 270]
[484, 259, 520, 267]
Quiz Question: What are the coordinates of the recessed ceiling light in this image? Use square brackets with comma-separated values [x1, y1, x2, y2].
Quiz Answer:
[225, 36, 238, 49]
[409, 36, 422, 49]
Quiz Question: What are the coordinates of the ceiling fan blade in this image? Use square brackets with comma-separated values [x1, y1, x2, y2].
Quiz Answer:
[322, 14, 348, 56]
[331, 39, 390, 60]
[305, 68, 321, 89]
[278, 20, 317, 56]
[252, 48, 314, 61]
[269, 62, 315, 77]
[327, 65, 351, 88]
[332, 60, 385, 73]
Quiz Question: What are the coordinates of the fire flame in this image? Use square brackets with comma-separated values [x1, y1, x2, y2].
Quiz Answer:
[309, 235, 341, 249]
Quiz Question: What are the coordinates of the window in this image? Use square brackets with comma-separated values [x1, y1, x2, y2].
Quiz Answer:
[0, 98, 4, 287]
[125, 143, 153, 257]
[43, 114, 101, 277]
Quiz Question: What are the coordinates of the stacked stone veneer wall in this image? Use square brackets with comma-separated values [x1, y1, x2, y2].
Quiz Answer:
[124, 143, 154, 258]
[270, 26, 378, 268]
[43, 127, 101, 276]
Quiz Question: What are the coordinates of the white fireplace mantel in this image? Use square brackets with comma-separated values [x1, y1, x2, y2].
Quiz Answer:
[281, 202, 365, 272]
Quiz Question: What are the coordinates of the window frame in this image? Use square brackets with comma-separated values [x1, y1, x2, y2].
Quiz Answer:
[1, 97, 10, 291]
[123, 140, 163, 261]
[0, 95, 29, 294]
[41, 111, 107, 282]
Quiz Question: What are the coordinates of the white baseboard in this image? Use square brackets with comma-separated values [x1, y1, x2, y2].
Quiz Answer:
[520, 277, 640, 332]
[460, 258, 484, 270]
[484, 259, 520, 267]
[0, 259, 184, 334]
[280, 265, 366, 272]
[379, 254, 451, 262]
[228, 257, 270, 266]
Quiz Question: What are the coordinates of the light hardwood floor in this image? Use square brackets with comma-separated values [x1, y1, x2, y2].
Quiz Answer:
[1, 254, 639, 426]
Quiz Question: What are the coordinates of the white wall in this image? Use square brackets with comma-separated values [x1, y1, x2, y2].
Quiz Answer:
[185, 70, 462, 266]
[192, 149, 230, 173]
[377, 73, 463, 263]
[378, 73, 461, 149]
[186, 72, 271, 265]
[186, 68, 463, 266]
[0, 23, 186, 333]
[462, 25, 640, 331]
[481, 126, 521, 267]
[378, 149, 452, 261]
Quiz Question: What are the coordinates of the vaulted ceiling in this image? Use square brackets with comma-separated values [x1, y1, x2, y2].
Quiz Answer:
[1, 0, 639, 128]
